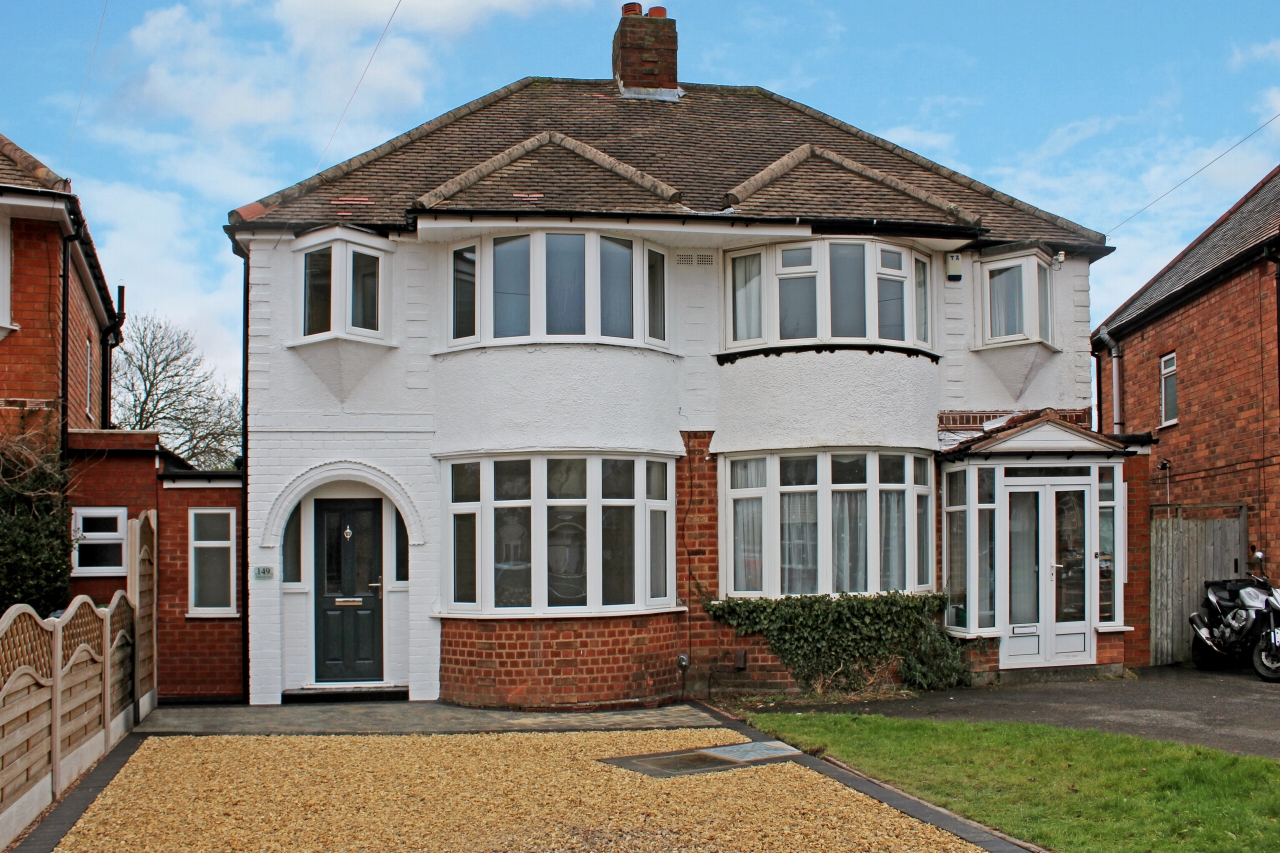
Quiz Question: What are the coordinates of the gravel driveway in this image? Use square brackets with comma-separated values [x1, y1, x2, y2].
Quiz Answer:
[52, 730, 984, 853]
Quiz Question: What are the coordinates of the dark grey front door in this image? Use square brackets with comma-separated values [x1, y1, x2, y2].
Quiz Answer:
[315, 499, 383, 681]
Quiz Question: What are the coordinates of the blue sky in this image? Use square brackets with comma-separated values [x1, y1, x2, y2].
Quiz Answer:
[4, 0, 1280, 380]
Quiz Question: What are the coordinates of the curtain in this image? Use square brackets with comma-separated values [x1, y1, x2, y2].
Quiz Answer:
[600, 236, 633, 338]
[880, 491, 906, 591]
[979, 508, 996, 628]
[946, 510, 967, 628]
[1008, 492, 1039, 624]
[733, 254, 762, 340]
[493, 235, 531, 338]
[915, 494, 929, 586]
[989, 265, 1023, 337]
[546, 234, 586, 335]
[779, 276, 817, 340]
[733, 497, 763, 591]
[781, 492, 818, 595]
[833, 491, 867, 593]
[830, 243, 866, 337]
[877, 277, 905, 341]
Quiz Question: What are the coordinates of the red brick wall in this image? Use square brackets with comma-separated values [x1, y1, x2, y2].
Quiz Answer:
[1122, 455, 1153, 666]
[439, 614, 679, 710]
[611, 14, 677, 90]
[156, 483, 244, 700]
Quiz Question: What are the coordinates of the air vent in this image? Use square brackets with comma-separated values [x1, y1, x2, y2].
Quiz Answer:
[676, 253, 694, 265]
[697, 254, 714, 265]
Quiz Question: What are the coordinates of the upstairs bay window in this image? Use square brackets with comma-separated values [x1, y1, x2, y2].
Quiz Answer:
[725, 240, 932, 351]
[296, 230, 391, 342]
[449, 231, 667, 349]
[982, 251, 1053, 347]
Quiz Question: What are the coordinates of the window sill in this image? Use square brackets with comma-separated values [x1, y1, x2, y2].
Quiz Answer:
[70, 570, 127, 579]
[1157, 420, 1179, 430]
[944, 628, 1002, 640]
[1095, 624, 1134, 633]
[186, 611, 241, 619]
[716, 341, 940, 366]
[437, 605, 688, 620]
[0, 323, 19, 342]
[972, 337, 1060, 354]
[286, 331, 397, 350]
[432, 339, 673, 358]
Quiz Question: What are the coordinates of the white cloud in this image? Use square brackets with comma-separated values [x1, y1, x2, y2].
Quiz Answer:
[876, 125, 955, 157]
[1231, 39, 1280, 69]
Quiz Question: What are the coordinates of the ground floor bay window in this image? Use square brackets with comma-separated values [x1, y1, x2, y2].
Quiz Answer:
[724, 450, 933, 598]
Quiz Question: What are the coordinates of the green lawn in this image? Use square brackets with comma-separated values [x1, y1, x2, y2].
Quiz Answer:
[750, 713, 1280, 853]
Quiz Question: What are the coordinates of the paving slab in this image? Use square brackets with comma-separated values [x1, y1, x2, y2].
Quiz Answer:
[136, 699, 722, 735]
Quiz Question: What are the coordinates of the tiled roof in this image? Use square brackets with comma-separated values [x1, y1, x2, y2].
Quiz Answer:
[1099, 164, 1280, 336]
[231, 78, 1106, 247]
[0, 133, 66, 191]
[941, 408, 1125, 458]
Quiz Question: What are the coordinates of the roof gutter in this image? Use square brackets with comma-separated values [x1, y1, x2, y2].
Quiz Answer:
[1095, 324, 1123, 434]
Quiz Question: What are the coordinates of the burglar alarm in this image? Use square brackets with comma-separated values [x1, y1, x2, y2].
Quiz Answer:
[946, 253, 963, 281]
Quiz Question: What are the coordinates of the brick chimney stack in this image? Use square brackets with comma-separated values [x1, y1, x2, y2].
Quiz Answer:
[612, 5, 680, 100]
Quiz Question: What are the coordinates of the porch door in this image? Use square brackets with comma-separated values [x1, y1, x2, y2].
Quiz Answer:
[1003, 487, 1093, 667]
[314, 499, 383, 682]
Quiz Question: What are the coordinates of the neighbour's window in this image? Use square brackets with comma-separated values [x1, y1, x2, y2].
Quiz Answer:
[494, 235, 532, 338]
[732, 253, 763, 341]
[777, 244, 818, 341]
[304, 247, 332, 336]
[1098, 467, 1117, 622]
[914, 258, 930, 345]
[647, 249, 666, 342]
[830, 243, 867, 338]
[1160, 352, 1178, 425]
[728, 451, 933, 597]
[190, 509, 235, 615]
[452, 246, 476, 340]
[977, 468, 996, 630]
[600, 237, 633, 339]
[72, 507, 128, 576]
[944, 470, 967, 630]
[282, 504, 301, 583]
[546, 233, 586, 335]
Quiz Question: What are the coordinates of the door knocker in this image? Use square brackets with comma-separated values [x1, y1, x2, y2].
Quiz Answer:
[344, 526, 353, 540]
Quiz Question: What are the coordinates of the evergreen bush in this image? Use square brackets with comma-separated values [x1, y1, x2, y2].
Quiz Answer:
[0, 433, 72, 617]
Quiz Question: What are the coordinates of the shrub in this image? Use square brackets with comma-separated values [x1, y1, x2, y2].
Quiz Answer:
[704, 592, 969, 694]
[0, 433, 72, 616]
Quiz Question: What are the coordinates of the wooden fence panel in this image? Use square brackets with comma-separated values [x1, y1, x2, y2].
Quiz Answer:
[132, 513, 157, 707]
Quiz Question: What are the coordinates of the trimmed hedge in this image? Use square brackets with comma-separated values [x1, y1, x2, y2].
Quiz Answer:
[704, 592, 969, 693]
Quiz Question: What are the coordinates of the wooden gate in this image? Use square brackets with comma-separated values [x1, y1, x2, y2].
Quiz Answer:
[1150, 504, 1249, 665]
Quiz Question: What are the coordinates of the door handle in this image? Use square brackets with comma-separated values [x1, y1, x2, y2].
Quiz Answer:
[368, 581, 382, 600]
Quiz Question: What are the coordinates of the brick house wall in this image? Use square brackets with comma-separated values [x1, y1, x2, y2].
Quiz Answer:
[1100, 257, 1280, 666]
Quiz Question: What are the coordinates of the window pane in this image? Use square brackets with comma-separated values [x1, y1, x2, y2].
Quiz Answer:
[1009, 492, 1039, 624]
[546, 234, 586, 335]
[781, 492, 818, 595]
[731, 458, 766, 490]
[283, 504, 301, 583]
[1100, 506, 1116, 622]
[193, 546, 231, 608]
[600, 236, 633, 338]
[1055, 490, 1087, 624]
[647, 460, 667, 501]
[493, 235, 531, 338]
[830, 243, 867, 337]
[1037, 264, 1050, 341]
[978, 468, 995, 505]
[78, 543, 123, 568]
[323, 509, 342, 594]
[494, 460, 531, 501]
[832, 454, 866, 485]
[779, 276, 817, 340]
[194, 512, 231, 542]
[946, 470, 967, 507]
[780, 456, 817, 487]
[453, 514, 477, 603]
[733, 497, 763, 591]
[879, 454, 905, 484]
[601, 506, 635, 605]
[916, 494, 930, 586]
[649, 509, 667, 598]
[877, 277, 905, 341]
[946, 510, 967, 629]
[452, 246, 476, 339]
[601, 459, 635, 499]
[915, 258, 929, 343]
[979, 507, 996, 629]
[1162, 353, 1176, 371]
[913, 456, 929, 486]
[880, 491, 906, 591]
[304, 247, 332, 336]
[395, 510, 409, 582]
[1163, 372, 1178, 421]
[732, 254, 762, 341]
[1099, 467, 1115, 502]
[833, 490, 867, 593]
[989, 265, 1024, 337]
[647, 249, 666, 341]
[880, 248, 903, 270]
[547, 506, 587, 607]
[547, 459, 587, 500]
[351, 251, 379, 331]
[81, 515, 118, 534]
[493, 507, 531, 607]
[452, 462, 481, 503]
[781, 247, 812, 268]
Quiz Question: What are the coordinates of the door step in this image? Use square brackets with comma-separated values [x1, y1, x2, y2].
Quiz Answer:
[996, 663, 1124, 686]
[282, 686, 409, 704]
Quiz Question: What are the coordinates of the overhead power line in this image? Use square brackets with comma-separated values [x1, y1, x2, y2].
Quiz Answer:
[1107, 107, 1280, 237]
[65, 0, 110, 175]
[314, 0, 403, 174]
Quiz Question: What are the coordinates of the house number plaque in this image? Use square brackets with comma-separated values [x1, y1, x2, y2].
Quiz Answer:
[254, 566, 274, 580]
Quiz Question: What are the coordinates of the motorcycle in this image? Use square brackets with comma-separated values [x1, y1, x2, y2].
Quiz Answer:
[1189, 570, 1280, 682]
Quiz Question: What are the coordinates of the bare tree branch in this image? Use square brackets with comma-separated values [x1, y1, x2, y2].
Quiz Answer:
[112, 314, 241, 470]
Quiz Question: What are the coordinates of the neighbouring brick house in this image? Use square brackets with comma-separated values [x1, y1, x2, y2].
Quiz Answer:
[1093, 163, 1280, 667]
[231, 5, 1125, 708]
[1, 132, 246, 701]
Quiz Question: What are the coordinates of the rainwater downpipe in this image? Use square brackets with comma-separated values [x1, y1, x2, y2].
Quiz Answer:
[1096, 324, 1123, 434]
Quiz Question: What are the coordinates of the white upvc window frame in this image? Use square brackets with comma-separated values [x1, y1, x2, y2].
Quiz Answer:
[1095, 464, 1126, 628]
[1160, 352, 1178, 426]
[188, 507, 237, 617]
[442, 454, 678, 616]
[71, 507, 128, 577]
[723, 239, 933, 352]
[292, 227, 394, 346]
[980, 249, 1053, 348]
[644, 242, 670, 349]
[721, 449, 935, 599]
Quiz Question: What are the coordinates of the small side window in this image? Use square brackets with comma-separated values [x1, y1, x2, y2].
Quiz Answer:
[1161, 352, 1178, 425]
[452, 246, 476, 340]
[350, 251, 379, 331]
[72, 507, 128, 576]
[190, 509, 236, 614]
[303, 247, 332, 336]
[646, 249, 666, 342]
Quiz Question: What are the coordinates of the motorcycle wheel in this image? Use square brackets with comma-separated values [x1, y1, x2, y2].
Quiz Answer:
[1191, 636, 1228, 671]
[1251, 641, 1280, 683]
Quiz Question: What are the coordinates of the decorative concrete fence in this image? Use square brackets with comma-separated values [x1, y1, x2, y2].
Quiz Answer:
[0, 510, 157, 848]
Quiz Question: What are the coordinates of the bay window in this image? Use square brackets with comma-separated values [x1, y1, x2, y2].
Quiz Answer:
[726, 450, 933, 598]
[296, 230, 391, 342]
[725, 240, 932, 351]
[981, 251, 1053, 346]
[445, 455, 676, 614]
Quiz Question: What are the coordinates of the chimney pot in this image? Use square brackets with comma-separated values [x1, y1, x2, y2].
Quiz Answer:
[621, 2, 642, 15]
[647, 6, 667, 16]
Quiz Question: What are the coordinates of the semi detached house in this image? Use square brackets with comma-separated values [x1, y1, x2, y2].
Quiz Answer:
[229, 6, 1128, 708]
